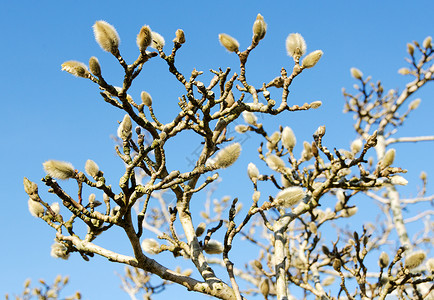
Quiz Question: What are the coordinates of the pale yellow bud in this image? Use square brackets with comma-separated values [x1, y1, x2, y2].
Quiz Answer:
[350, 67, 363, 80]
[351, 139, 363, 154]
[390, 175, 408, 186]
[151, 31, 165, 49]
[61, 61, 89, 78]
[137, 25, 152, 52]
[141, 91, 153, 106]
[141, 239, 160, 255]
[382, 149, 395, 168]
[50, 242, 70, 260]
[247, 162, 260, 181]
[408, 98, 421, 110]
[423, 36, 432, 49]
[282, 127, 296, 151]
[420, 171, 427, 181]
[50, 202, 60, 215]
[85, 159, 100, 178]
[407, 43, 415, 56]
[195, 222, 206, 237]
[204, 240, 224, 254]
[286, 33, 306, 58]
[252, 191, 261, 203]
[322, 276, 335, 286]
[235, 125, 249, 133]
[398, 67, 411, 75]
[405, 251, 426, 270]
[378, 251, 389, 268]
[213, 143, 241, 169]
[252, 13, 267, 43]
[281, 174, 291, 188]
[23, 177, 38, 195]
[242, 111, 257, 125]
[310, 101, 322, 109]
[93, 21, 120, 54]
[117, 115, 132, 140]
[43, 160, 75, 180]
[341, 207, 358, 218]
[173, 29, 185, 44]
[218, 33, 239, 52]
[265, 154, 285, 171]
[274, 187, 305, 208]
[301, 141, 313, 161]
[28, 198, 44, 217]
[301, 50, 323, 68]
[88, 56, 101, 77]
[259, 278, 270, 298]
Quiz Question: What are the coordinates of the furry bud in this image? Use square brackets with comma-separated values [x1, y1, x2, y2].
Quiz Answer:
[286, 33, 306, 58]
[88, 56, 101, 77]
[423, 36, 432, 49]
[218, 33, 239, 52]
[281, 127, 296, 151]
[141, 91, 153, 106]
[117, 115, 132, 141]
[382, 149, 395, 168]
[43, 160, 75, 180]
[93, 21, 120, 54]
[405, 251, 426, 270]
[247, 162, 260, 182]
[252, 14, 267, 43]
[151, 31, 165, 49]
[137, 25, 152, 52]
[274, 187, 305, 208]
[85, 159, 100, 178]
[265, 154, 285, 172]
[28, 198, 44, 217]
[173, 29, 185, 44]
[51, 242, 70, 260]
[204, 240, 224, 254]
[350, 67, 363, 80]
[23, 177, 38, 195]
[301, 50, 323, 68]
[195, 222, 206, 237]
[213, 143, 241, 169]
[142, 239, 160, 255]
[378, 252, 389, 268]
[61, 61, 89, 78]
[242, 111, 257, 125]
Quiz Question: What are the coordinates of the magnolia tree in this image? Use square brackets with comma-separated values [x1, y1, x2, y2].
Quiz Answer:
[23, 15, 434, 300]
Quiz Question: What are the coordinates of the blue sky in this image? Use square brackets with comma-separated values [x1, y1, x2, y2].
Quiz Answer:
[1, 1, 433, 299]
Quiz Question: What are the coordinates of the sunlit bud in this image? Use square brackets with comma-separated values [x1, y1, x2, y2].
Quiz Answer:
[204, 240, 224, 254]
[141, 91, 153, 106]
[286, 33, 306, 58]
[274, 187, 305, 208]
[50, 202, 60, 215]
[310, 101, 322, 109]
[426, 257, 434, 272]
[43, 160, 75, 180]
[252, 191, 261, 203]
[61, 61, 89, 78]
[381, 149, 395, 168]
[420, 171, 427, 181]
[235, 125, 249, 133]
[333, 259, 342, 271]
[309, 222, 317, 234]
[142, 239, 160, 255]
[301, 50, 323, 68]
[151, 31, 165, 49]
[302, 141, 313, 160]
[253, 260, 263, 270]
[341, 207, 358, 217]
[322, 276, 335, 286]
[390, 175, 408, 186]
[50, 242, 70, 260]
[28, 198, 44, 217]
[242, 111, 257, 125]
[247, 162, 260, 181]
[88, 57, 101, 77]
[408, 98, 421, 110]
[24, 278, 31, 288]
[351, 139, 363, 154]
[315, 125, 326, 136]
[269, 131, 281, 145]
[405, 251, 426, 269]
[23, 177, 38, 195]
[378, 252, 389, 268]
[336, 189, 346, 203]
[136, 25, 152, 52]
[117, 114, 132, 140]
[259, 278, 270, 299]
[407, 43, 415, 56]
[398, 67, 411, 75]
[85, 159, 100, 178]
[195, 222, 206, 237]
[211, 143, 241, 169]
[173, 29, 185, 44]
[282, 127, 296, 151]
[218, 33, 239, 52]
[93, 21, 120, 54]
[281, 174, 291, 188]
[423, 36, 432, 49]
[350, 67, 363, 80]
[265, 154, 285, 171]
[252, 13, 267, 43]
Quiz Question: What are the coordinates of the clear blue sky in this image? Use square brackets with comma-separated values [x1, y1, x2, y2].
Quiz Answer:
[1, 1, 433, 299]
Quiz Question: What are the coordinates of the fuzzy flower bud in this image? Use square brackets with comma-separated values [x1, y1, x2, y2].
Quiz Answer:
[218, 33, 239, 52]
[88, 56, 101, 77]
[302, 141, 313, 161]
[50, 202, 60, 215]
[117, 115, 132, 140]
[265, 154, 285, 172]
[61, 61, 89, 78]
[398, 67, 411, 75]
[213, 143, 241, 169]
[137, 25, 152, 52]
[204, 240, 224, 254]
[378, 252, 389, 268]
[43, 160, 75, 180]
[274, 187, 305, 208]
[50, 242, 70, 260]
[23, 177, 38, 195]
[260, 278, 270, 299]
[281, 127, 296, 151]
[173, 29, 185, 44]
[405, 251, 426, 270]
[341, 207, 358, 217]
[142, 239, 160, 255]
[247, 162, 260, 182]
[382, 149, 395, 168]
[390, 175, 408, 186]
[310, 101, 322, 109]
[151, 31, 165, 49]
[252, 191, 261, 203]
[141, 91, 152, 106]
[85, 159, 100, 178]
[351, 139, 363, 154]
[195, 222, 206, 237]
[423, 36, 432, 49]
[28, 198, 44, 217]
[350, 67, 363, 80]
[286, 33, 306, 58]
[252, 14, 267, 43]
[407, 43, 415, 56]
[301, 50, 323, 68]
[235, 125, 249, 133]
[242, 111, 257, 125]
[93, 21, 120, 54]
[322, 276, 335, 286]
[408, 98, 421, 110]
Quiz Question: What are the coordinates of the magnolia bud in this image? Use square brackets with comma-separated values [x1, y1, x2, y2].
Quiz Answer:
[281, 127, 296, 151]
[259, 278, 269, 299]
[351, 139, 363, 154]
[28, 198, 44, 217]
[408, 98, 421, 110]
[43, 160, 75, 180]
[378, 252, 389, 268]
[23, 177, 38, 195]
[405, 251, 426, 270]
[274, 187, 305, 208]
[218, 33, 239, 52]
[61, 61, 89, 78]
[213, 143, 241, 169]
[285, 33, 306, 58]
[242, 111, 257, 125]
[89, 56, 101, 77]
[382, 148, 396, 168]
[301, 50, 323, 68]
[252, 13, 267, 43]
[137, 25, 152, 52]
[350, 67, 363, 80]
[50, 242, 70, 260]
[390, 175, 408, 186]
[407, 43, 415, 56]
[85, 159, 100, 178]
[423, 36, 432, 49]
[173, 29, 185, 44]
[151, 31, 165, 49]
[141, 239, 160, 255]
[265, 154, 285, 172]
[93, 21, 120, 54]
[117, 115, 132, 141]
[204, 240, 224, 254]
[247, 162, 260, 182]
[195, 222, 206, 237]
[141, 91, 153, 106]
